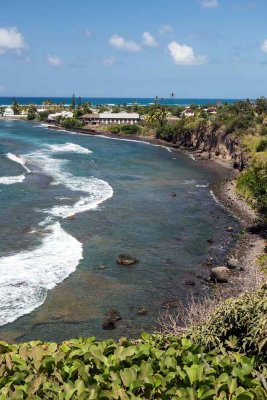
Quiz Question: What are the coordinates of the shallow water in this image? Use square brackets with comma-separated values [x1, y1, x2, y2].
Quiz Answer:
[0, 120, 239, 342]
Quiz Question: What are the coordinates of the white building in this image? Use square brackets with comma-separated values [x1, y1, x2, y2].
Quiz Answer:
[3, 107, 14, 117]
[47, 111, 73, 123]
[98, 112, 140, 125]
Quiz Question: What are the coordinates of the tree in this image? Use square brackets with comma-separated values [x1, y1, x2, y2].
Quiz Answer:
[146, 105, 167, 127]
[71, 93, 76, 109]
[12, 98, 20, 115]
[0, 106, 5, 116]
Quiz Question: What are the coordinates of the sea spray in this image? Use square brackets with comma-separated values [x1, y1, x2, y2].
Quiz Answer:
[0, 222, 83, 325]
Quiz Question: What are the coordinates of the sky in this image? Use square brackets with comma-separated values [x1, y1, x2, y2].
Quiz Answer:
[0, 0, 267, 98]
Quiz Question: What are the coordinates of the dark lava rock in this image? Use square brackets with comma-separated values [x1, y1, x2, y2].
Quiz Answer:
[137, 307, 147, 316]
[117, 254, 139, 266]
[183, 280, 196, 286]
[102, 318, 116, 330]
[227, 257, 239, 269]
[225, 226, 234, 232]
[106, 309, 122, 321]
[171, 192, 177, 197]
[202, 257, 214, 267]
[161, 300, 179, 308]
[207, 238, 214, 244]
[210, 266, 230, 283]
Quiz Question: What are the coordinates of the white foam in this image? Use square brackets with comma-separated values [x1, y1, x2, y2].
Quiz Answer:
[48, 142, 92, 154]
[196, 183, 209, 188]
[25, 150, 113, 219]
[0, 175, 25, 185]
[0, 222, 83, 325]
[6, 153, 31, 172]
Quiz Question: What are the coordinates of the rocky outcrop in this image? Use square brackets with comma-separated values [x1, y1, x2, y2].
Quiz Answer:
[174, 124, 248, 170]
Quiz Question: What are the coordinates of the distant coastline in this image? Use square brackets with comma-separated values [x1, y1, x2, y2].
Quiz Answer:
[0, 96, 242, 107]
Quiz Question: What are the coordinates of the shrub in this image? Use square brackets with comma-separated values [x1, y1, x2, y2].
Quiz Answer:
[61, 118, 83, 129]
[256, 139, 267, 152]
[120, 124, 141, 135]
[0, 334, 265, 398]
[187, 287, 267, 359]
[236, 162, 267, 215]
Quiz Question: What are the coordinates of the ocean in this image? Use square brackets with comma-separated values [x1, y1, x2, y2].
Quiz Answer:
[0, 97, 242, 107]
[0, 119, 239, 342]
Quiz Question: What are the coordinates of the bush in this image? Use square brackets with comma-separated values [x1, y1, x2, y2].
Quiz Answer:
[120, 124, 141, 135]
[237, 162, 267, 215]
[61, 118, 83, 129]
[0, 334, 265, 398]
[256, 139, 267, 152]
[27, 111, 36, 120]
[187, 287, 267, 359]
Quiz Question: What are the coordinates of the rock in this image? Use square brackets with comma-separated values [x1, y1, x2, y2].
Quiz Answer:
[161, 300, 179, 308]
[102, 318, 116, 330]
[106, 309, 122, 321]
[210, 266, 230, 283]
[202, 257, 214, 267]
[207, 238, 214, 244]
[117, 254, 139, 266]
[225, 226, 234, 232]
[137, 307, 147, 316]
[98, 265, 107, 270]
[171, 192, 177, 197]
[66, 214, 76, 221]
[227, 257, 239, 269]
[183, 280, 196, 286]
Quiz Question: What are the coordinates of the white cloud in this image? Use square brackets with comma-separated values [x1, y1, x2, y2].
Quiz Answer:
[168, 41, 208, 65]
[159, 25, 173, 35]
[109, 34, 141, 52]
[0, 27, 27, 54]
[47, 54, 62, 66]
[200, 0, 219, 8]
[143, 32, 158, 47]
[103, 56, 116, 66]
[260, 39, 267, 53]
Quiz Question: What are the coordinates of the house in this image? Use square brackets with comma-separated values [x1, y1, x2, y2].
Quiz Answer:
[80, 113, 99, 125]
[207, 107, 217, 115]
[80, 111, 140, 125]
[47, 111, 73, 123]
[3, 107, 14, 117]
[182, 108, 195, 117]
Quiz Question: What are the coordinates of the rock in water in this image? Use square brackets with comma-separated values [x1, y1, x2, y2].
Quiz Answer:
[102, 319, 116, 330]
[116, 254, 139, 266]
[137, 307, 147, 316]
[106, 309, 122, 321]
[210, 266, 230, 283]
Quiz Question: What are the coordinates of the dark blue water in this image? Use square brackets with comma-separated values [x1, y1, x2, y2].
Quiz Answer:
[0, 97, 242, 106]
[0, 120, 239, 342]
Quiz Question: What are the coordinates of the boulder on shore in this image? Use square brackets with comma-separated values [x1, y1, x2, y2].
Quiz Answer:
[117, 254, 139, 266]
[227, 257, 239, 269]
[210, 266, 230, 283]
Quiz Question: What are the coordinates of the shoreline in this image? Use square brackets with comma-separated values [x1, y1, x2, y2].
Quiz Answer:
[49, 124, 266, 297]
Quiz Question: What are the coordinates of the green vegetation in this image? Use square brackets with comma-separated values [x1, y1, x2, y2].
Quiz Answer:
[109, 124, 141, 135]
[61, 118, 83, 129]
[0, 289, 266, 399]
[236, 162, 267, 215]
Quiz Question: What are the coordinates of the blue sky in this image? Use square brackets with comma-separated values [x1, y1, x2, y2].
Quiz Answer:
[0, 0, 267, 98]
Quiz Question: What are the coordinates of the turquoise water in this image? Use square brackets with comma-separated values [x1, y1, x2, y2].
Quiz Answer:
[0, 120, 239, 342]
[0, 97, 241, 106]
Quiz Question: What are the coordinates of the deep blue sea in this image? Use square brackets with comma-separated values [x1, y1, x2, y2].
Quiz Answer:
[0, 120, 239, 342]
[0, 97, 242, 106]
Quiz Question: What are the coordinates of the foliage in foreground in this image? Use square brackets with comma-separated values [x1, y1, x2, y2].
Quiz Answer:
[187, 287, 267, 359]
[0, 335, 266, 399]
